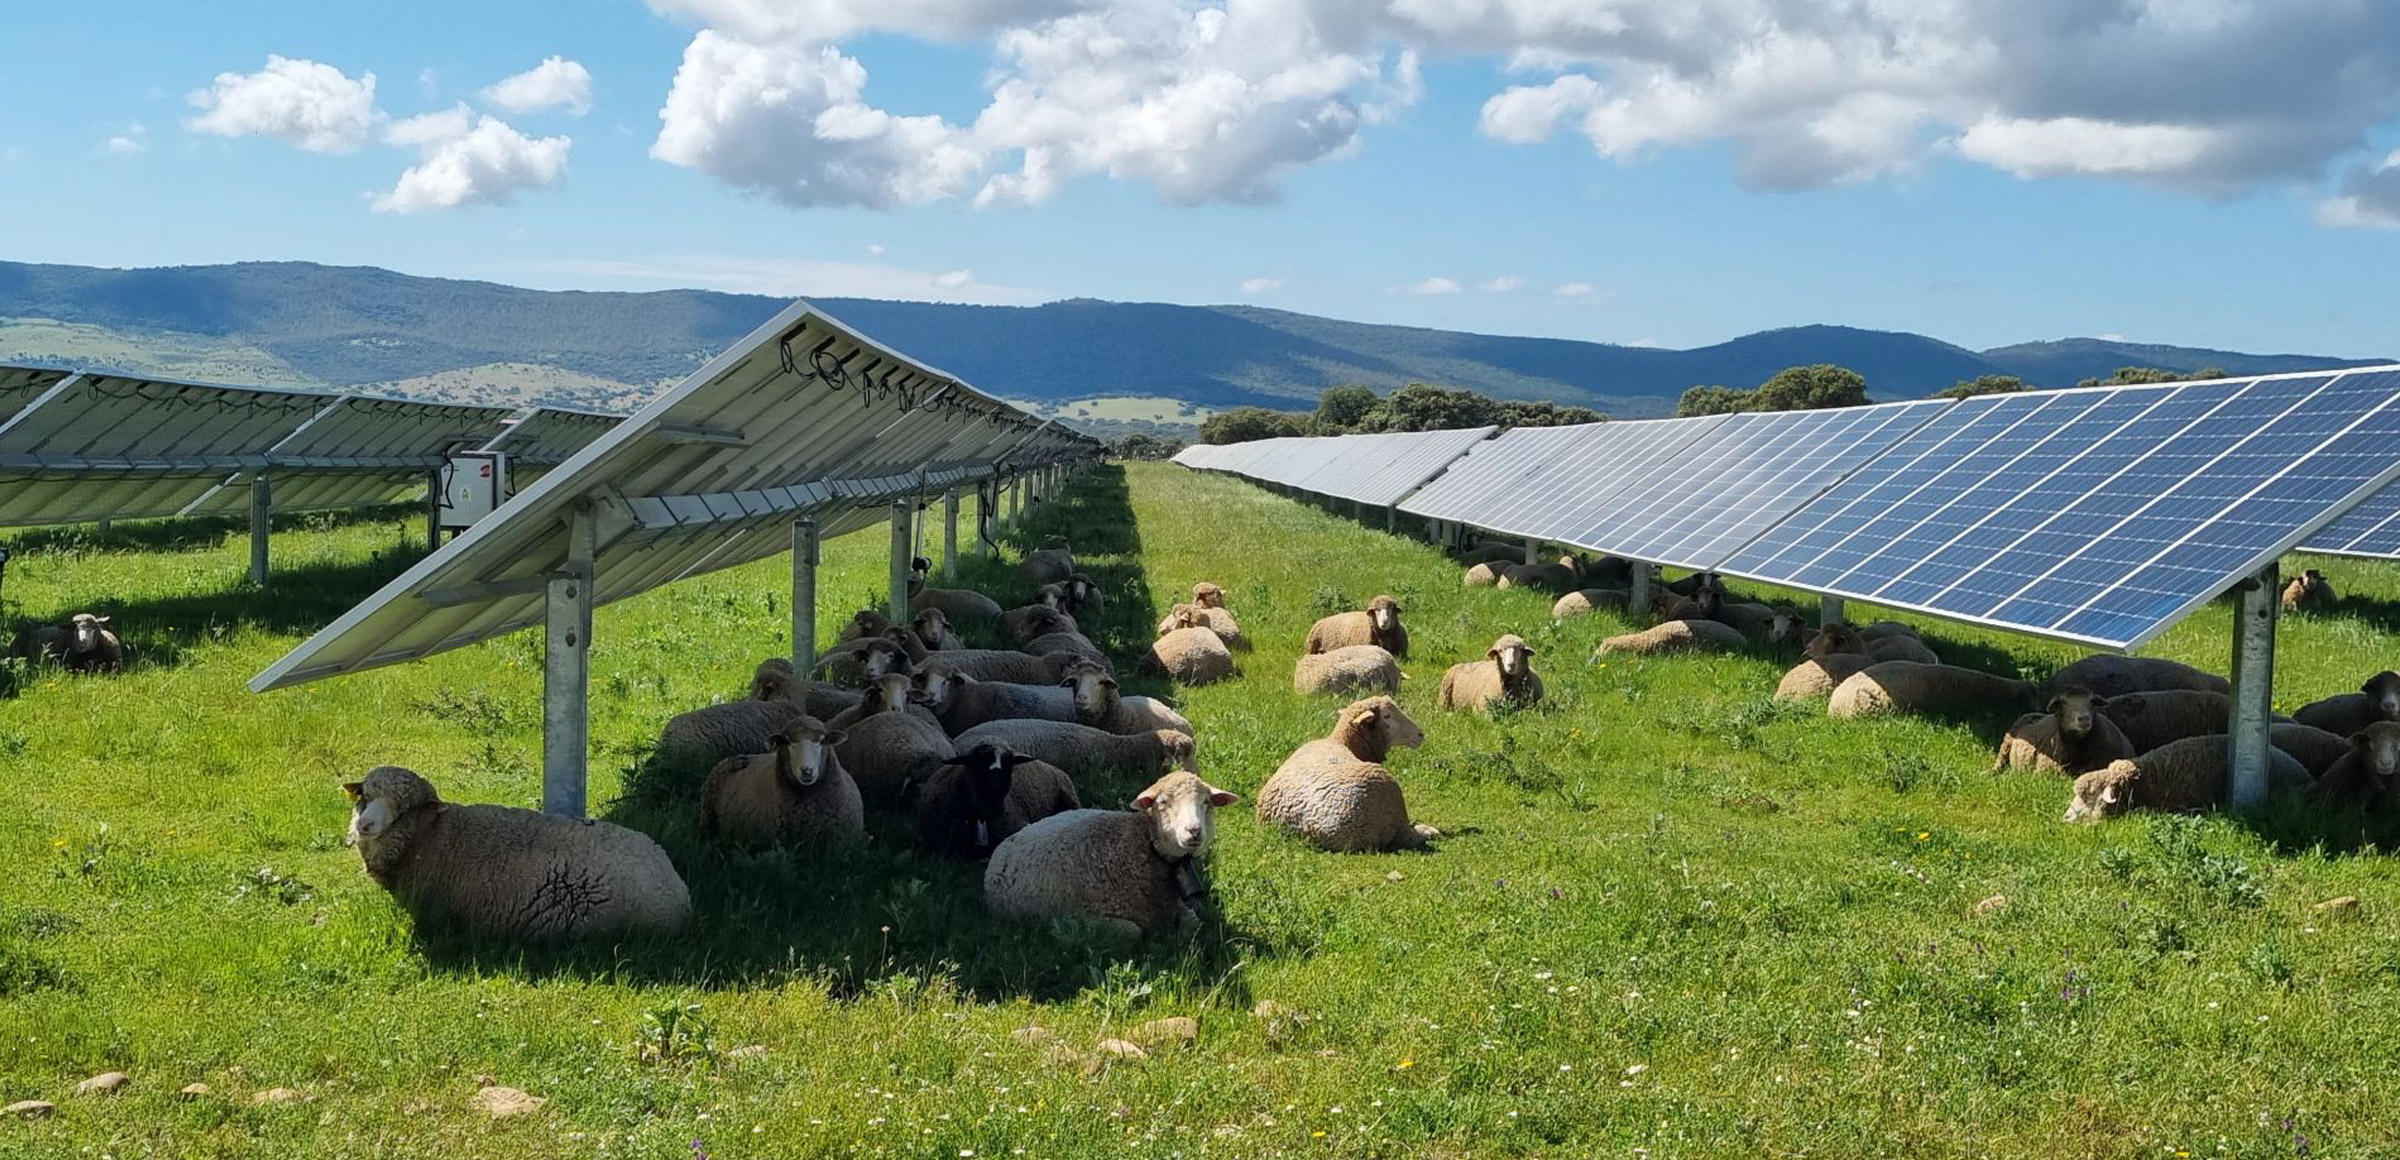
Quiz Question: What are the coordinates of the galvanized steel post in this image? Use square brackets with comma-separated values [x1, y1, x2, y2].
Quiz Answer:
[1629, 561, 1654, 617]
[1820, 595, 1846, 628]
[1524, 537, 1540, 566]
[792, 517, 819, 666]
[248, 476, 273, 586]
[542, 503, 596, 818]
[943, 489, 960, 577]
[2228, 562, 2279, 810]
[889, 501, 913, 624]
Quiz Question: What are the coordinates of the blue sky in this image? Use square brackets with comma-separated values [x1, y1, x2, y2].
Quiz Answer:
[4, 0, 2399, 356]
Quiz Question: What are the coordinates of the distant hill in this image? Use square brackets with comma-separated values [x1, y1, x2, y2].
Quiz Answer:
[0, 259, 2384, 420]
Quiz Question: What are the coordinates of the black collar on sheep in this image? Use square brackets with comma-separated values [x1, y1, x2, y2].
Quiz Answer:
[1171, 858, 1208, 899]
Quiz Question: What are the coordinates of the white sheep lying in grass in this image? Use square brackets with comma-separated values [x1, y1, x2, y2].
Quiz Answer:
[1152, 608, 1235, 684]
[1256, 695, 1435, 852]
[830, 673, 956, 805]
[1774, 654, 1874, 702]
[983, 770, 1238, 936]
[1436, 634, 1542, 711]
[1827, 662, 2035, 719]
[344, 766, 691, 942]
[700, 717, 865, 845]
[1305, 595, 1408, 659]
[1596, 619, 1746, 657]
[1292, 644, 1403, 696]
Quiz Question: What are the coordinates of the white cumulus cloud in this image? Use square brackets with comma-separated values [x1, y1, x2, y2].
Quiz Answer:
[2317, 148, 2400, 229]
[932, 269, 975, 288]
[374, 107, 571, 213]
[1479, 275, 1522, 292]
[1553, 281, 1604, 301]
[1241, 276, 1285, 293]
[484, 56, 595, 116]
[101, 124, 147, 156]
[1393, 276, 1461, 295]
[187, 55, 382, 153]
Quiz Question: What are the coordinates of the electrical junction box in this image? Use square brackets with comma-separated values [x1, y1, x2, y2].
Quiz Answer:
[438, 452, 509, 531]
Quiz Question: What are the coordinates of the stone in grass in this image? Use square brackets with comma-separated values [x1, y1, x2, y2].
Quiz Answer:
[1130, 1017, 1199, 1050]
[177, 1084, 211, 1101]
[1011, 1025, 1064, 1049]
[73, 1073, 129, 1096]
[3, 1100, 55, 1120]
[1971, 894, 2007, 918]
[470, 1084, 547, 1119]
[1386, 871, 1406, 883]
[2313, 896, 2362, 919]
[250, 1088, 306, 1107]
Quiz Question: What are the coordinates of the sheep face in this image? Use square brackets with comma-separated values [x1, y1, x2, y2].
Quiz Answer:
[849, 610, 889, 637]
[1061, 663, 1119, 717]
[1768, 609, 1804, 647]
[1368, 596, 1403, 634]
[1192, 582, 1226, 609]
[1162, 605, 1204, 635]
[858, 640, 908, 680]
[1346, 695, 1425, 752]
[2352, 722, 2400, 787]
[1042, 535, 1069, 550]
[912, 666, 967, 713]
[2064, 766, 2133, 822]
[1806, 625, 1864, 660]
[2049, 686, 2104, 741]
[773, 721, 847, 789]
[2365, 671, 2400, 721]
[69, 613, 110, 651]
[1132, 771, 1239, 860]
[1036, 585, 1066, 610]
[1068, 574, 1100, 607]
[343, 765, 438, 848]
[1156, 730, 1200, 774]
[944, 743, 1028, 847]
[1489, 635, 1535, 679]
[911, 608, 950, 646]
[862, 671, 915, 716]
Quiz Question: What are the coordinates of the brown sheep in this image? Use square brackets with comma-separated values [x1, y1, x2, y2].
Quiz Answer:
[999, 599, 1077, 645]
[1808, 624, 1937, 666]
[1456, 542, 1522, 567]
[1155, 601, 1247, 651]
[1152, 608, 1235, 684]
[2096, 689, 2232, 753]
[1597, 619, 1748, 657]
[2293, 671, 2400, 737]
[908, 569, 1004, 624]
[1991, 686, 2136, 776]
[837, 608, 892, 643]
[2311, 722, 2400, 810]
[700, 719, 865, 846]
[1653, 587, 1720, 622]
[1496, 555, 1585, 592]
[1256, 696, 1435, 852]
[750, 658, 864, 721]
[1020, 536, 1074, 586]
[2051, 655, 2228, 699]
[1305, 595, 1409, 659]
[2281, 568, 2336, 614]
[1552, 588, 1629, 619]
[2065, 735, 2308, 821]
[1774, 653, 1876, 702]
[908, 607, 964, 651]
[2270, 722, 2351, 779]
[1828, 662, 2035, 719]
[1436, 634, 1543, 711]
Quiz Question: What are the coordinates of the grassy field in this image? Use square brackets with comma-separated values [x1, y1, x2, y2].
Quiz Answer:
[5, 462, 2400, 1157]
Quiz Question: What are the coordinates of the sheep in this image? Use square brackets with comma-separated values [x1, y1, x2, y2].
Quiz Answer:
[1257, 695, 1436, 852]
[1152, 608, 1235, 684]
[2310, 722, 2400, 810]
[914, 648, 1090, 686]
[1456, 542, 1521, 567]
[2281, 568, 2336, 614]
[1827, 662, 2036, 720]
[1293, 644, 1403, 696]
[1708, 599, 1784, 641]
[2293, 671, 2400, 736]
[1020, 536, 1075, 586]
[750, 658, 865, 721]
[1065, 572, 1106, 615]
[343, 766, 690, 942]
[915, 742, 1082, 859]
[1652, 588, 1719, 622]
[983, 771, 1239, 937]
[909, 565, 1004, 624]
[824, 670, 941, 732]
[999, 600, 1078, 645]
[1183, 584, 1251, 651]
[1584, 556, 1635, 588]
[837, 609, 892, 644]
[1665, 571, 1723, 597]
[1437, 634, 1543, 711]
[2064, 735, 2309, 821]
[1596, 619, 1748, 657]
[1858, 621, 1921, 642]
[1764, 608, 1810, 650]
[1153, 600, 1247, 651]
[908, 607, 964, 651]
[11, 613, 122, 673]
[1991, 686, 2135, 776]
[700, 719, 865, 845]
[1305, 595, 1409, 659]
[2095, 690, 2233, 753]
[1552, 588, 1629, 619]
[832, 673, 956, 804]
[951, 720, 1198, 785]
[1023, 629, 1111, 670]
[2051, 655, 2229, 699]
[1190, 581, 1231, 610]
[813, 635, 916, 688]
[1463, 562, 1505, 588]
[913, 661, 1081, 735]
[1065, 664, 1196, 737]
[1774, 653, 1876, 702]
[1808, 624, 1937, 666]
[2272, 722, 2352, 779]
[651, 698, 812, 784]
[1497, 555, 1585, 593]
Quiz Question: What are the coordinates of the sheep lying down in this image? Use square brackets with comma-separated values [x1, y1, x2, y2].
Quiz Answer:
[345, 766, 691, 943]
[984, 771, 1238, 937]
[1257, 696, 1435, 853]
[2064, 735, 2310, 821]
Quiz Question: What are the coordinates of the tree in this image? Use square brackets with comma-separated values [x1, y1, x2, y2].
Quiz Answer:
[1934, 374, 2026, 400]
[1497, 400, 1604, 428]
[1676, 385, 1750, 417]
[1356, 383, 1501, 432]
[2077, 366, 2188, 388]
[1751, 364, 1869, 412]
[1313, 385, 1378, 433]
[1199, 406, 1311, 444]
[1111, 432, 1185, 460]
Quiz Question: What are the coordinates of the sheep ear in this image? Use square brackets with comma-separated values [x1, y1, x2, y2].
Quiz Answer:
[2045, 695, 2066, 714]
[1207, 790, 1239, 807]
[341, 782, 364, 800]
[1521, 643, 1537, 656]
[768, 734, 790, 747]
[94, 616, 110, 625]
[2098, 783, 2120, 805]
[822, 729, 847, 747]
[1131, 791, 1159, 811]
[1101, 676, 1119, 690]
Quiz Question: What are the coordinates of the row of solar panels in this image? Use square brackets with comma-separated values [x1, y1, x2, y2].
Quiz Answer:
[1176, 365, 2400, 651]
[0, 363, 627, 529]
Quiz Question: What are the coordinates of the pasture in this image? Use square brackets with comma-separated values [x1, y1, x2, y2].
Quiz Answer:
[4, 461, 2400, 1158]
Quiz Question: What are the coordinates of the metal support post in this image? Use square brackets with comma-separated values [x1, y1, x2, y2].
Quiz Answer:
[1820, 595, 1847, 628]
[2228, 562, 2279, 810]
[943, 489, 960, 577]
[1524, 537, 1541, 566]
[249, 476, 273, 586]
[792, 517, 819, 665]
[889, 501, 914, 624]
[426, 468, 443, 552]
[1009, 476, 1022, 524]
[542, 504, 596, 818]
[1385, 505, 1396, 532]
[1629, 562, 1655, 618]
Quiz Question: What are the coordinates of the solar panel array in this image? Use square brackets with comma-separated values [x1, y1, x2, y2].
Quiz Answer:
[255, 299, 1099, 691]
[1179, 364, 2400, 649]
[483, 407, 625, 486]
[183, 395, 515, 517]
[1176, 426, 1497, 507]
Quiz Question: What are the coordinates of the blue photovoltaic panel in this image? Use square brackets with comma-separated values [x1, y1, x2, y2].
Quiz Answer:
[2302, 479, 2400, 558]
[1720, 368, 2400, 648]
[1400, 417, 1725, 542]
[1564, 400, 1948, 571]
[1281, 427, 1496, 507]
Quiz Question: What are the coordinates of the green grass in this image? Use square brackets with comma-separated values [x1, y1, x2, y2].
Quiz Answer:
[6, 463, 2400, 1157]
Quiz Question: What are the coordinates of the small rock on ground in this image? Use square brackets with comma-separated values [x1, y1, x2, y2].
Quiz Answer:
[1130, 1017, 1198, 1049]
[3, 1101, 55, 1120]
[1386, 871, 1406, 882]
[1971, 894, 2007, 918]
[250, 1088, 305, 1107]
[73, 1073, 129, 1097]
[2314, 895, 2361, 918]
[471, 1086, 547, 1119]
[1093, 1038, 1148, 1060]
[177, 1084, 210, 1101]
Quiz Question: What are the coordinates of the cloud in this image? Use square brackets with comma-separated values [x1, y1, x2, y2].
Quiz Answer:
[418, 67, 440, 99]
[484, 56, 594, 116]
[1478, 75, 1603, 145]
[1393, 276, 1461, 295]
[1240, 276, 1285, 293]
[1552, 282, 1606, 302]
[101, 124, 147, 156]
[867, 242, 886, 256]
[525, 255, 1046, 304]
[2318, 148, 2400, 228]
[187, 55, 381, 153]
[373, 107, 571, 213]
[932, 269, 974, 288]
[1479, 276, 1522, 292]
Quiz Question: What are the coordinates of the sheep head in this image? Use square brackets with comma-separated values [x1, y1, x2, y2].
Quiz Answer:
[911, 664, 968, 712]
[1132, 770, 1237, 861]
[1060, 661, 1120, 719]
[1024, 605, 1076, 637]
[1067, 573, 1101, 608]
[1768, 609, 1805, 647]
[2048, 685, 2105, 741]
[1489, 634, 1536, 681]
[943, 742, 1030, 846]
[1035, 584, 1067, 610]
[772, 719, 847, 789]
[856, 637, 913, 679]
[2351, 721, 2400, 787]
[1043, 535, 1070, 550]
[848, 609, 891, 637]
[1161, 604, 1204, 635]
[2064, 764, 2134, 823]
[861, 671, 915, 717]
[1807, 625, 1865, 660]
[344, 765, 438, 848]
[1339, 695, 1424, 761]
[1153, 730, 1200, 774]
[911, 607, 950, 647]
[1367, 595, 1404, 633]
[68, 613, 111, 651]
[2364, 671, 2400, 721]
[1192, 582, 1226, 609]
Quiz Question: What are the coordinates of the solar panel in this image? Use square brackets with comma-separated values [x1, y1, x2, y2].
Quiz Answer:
[254, 299, 1095, 691]
[0, 366, 78, 426]
[1400, 417, 1730, 544]
[483, 407, 626, 486]
[1333, 427, 1496, 507]
[1565, 401, 1948, 571]
[182, 395, 516, 517]
[2300, 478, 2400, 558]
[1720, 368, 2400, 648]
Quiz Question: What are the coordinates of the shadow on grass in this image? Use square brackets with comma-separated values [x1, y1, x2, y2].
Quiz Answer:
[0, 501, 424, 557]
[418, 466, 1288, 1003]
[2242, 793, 2400, 858]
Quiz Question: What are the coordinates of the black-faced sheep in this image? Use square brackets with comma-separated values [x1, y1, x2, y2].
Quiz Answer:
[1496, 555, 1585, 593]
[951, 720, 1198, 785]
[915, 742, 1082, 859]
[12, 613, 122, 673]
[999, 601, 1079, 645]
[2095, 689, 2232, 753]
[2311, 722, 2400, 810]
[1256, 695, 1435, 852]
[2051, 655, 2229, 699]
[344, 766, 691, 942]
[2064, 734, 2308, 821]
[1305, 595, 1408, 659]
[1152, 608, 1235, 684]
[1597, 619, 1748, 657]
[1991, 686, 2135, 776]
[1020, 536, 1075, 586]
[700, 718, 865, 846]
[1665, 571, 1724, 597]
[908, 607, 964, 651]
[1292, 644, 1403, 697]
[1827, 662, 2036, 719]
[751, 658, 866, 721]
[1774, 653, 1876, 702]
[983, 770, 1238, 937]
[2293, 671, 2400, 737]
[1437, 634, 1543, 711]
[1551, 588, 1629, 619]
[2281, 568, 2336, 614]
